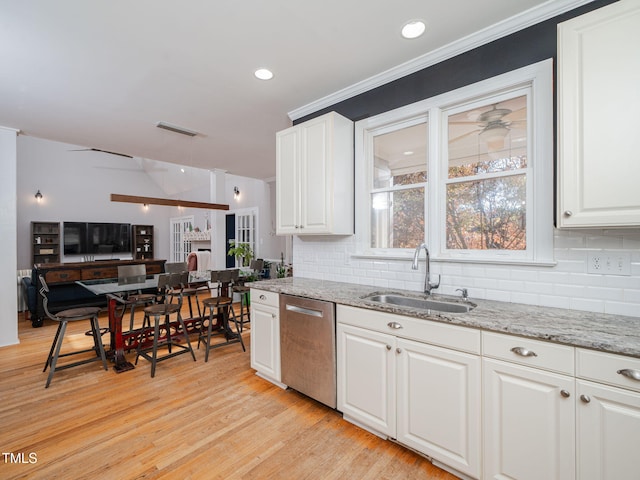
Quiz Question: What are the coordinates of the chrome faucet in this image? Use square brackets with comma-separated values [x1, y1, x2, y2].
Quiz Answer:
[412, 242, 440, 295]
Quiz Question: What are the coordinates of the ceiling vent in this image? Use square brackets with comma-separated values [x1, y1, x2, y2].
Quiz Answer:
[156, 121, 199, 137]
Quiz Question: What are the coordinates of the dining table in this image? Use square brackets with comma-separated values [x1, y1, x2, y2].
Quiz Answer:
[77, 272, 210, 372]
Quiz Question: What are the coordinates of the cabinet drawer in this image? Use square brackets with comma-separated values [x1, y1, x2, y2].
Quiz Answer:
[146, 263, 163, 274]
[337, 305, 480, 354]
[81, 267, 118, 280]
[250, 289, 279, 308]
[577, 348, 640, 393]
[482, 331, 574, 375]
[44, 269, 81, 284]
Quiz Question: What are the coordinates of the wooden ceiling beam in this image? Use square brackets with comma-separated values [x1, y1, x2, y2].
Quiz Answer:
[110, 193, 229, 211]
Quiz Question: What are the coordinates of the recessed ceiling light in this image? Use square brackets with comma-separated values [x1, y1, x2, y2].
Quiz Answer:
[254, 68, 274, 80]
[401, 20, 426, 39]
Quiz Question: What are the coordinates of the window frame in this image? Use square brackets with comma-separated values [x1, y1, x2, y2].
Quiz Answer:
[354, 59, 554, 265]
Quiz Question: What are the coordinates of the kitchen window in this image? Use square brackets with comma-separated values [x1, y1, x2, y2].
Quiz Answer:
[355, 59, 554, 264]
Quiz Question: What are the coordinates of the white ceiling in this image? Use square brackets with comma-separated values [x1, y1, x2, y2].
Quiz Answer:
[0, 0, 588, 180]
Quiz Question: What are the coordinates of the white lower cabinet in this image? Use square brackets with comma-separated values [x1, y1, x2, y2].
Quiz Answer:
[576, 380, 640, 480]
[250, 289, 286, 388]
[337, 323, 396, 437]
[337, 305, 481, 479]
[397, 338, 481, 478]
[575, 348, 640, 480]
[482, 358, 575, 480]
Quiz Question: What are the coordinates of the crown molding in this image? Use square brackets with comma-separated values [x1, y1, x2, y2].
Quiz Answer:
[288, 0, 595, 120]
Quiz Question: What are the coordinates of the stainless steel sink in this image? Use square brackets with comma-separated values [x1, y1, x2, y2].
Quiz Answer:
[364, 294, 474, 313]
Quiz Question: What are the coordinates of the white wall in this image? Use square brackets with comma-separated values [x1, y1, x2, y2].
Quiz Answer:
[224, 174, 285, 262]
[17, 136, 176, 268]
[0, 127, 19, 346]
[293, 229, 640, 317]
[16, 136, 284, 270]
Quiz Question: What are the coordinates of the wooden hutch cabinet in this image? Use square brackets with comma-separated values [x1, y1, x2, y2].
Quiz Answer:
[132, 225, 154, 259]
[31, 221, 60, 265]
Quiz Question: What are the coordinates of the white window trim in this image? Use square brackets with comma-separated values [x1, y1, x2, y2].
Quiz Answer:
[229, 207, 259, 267]
[355, 58, 554, 265]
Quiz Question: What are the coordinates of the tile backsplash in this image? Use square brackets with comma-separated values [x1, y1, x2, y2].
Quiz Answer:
[292, 229, 640, 318]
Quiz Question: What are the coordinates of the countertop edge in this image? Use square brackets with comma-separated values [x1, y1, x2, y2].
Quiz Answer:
[249, 278, 640, 359]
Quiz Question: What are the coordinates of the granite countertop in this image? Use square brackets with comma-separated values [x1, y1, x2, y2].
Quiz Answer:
[251, 277, 640, 358]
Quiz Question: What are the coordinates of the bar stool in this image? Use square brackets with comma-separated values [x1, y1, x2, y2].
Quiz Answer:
[135, 273, 196, 377]
[165, 262, 207, 319]
[232, 259, 263, 332]
[117, 264, 156, 331]
[198, 269, 245, 362]
[38, 275, 108, 388]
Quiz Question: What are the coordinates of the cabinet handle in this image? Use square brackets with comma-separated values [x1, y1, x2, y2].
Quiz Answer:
[617, 369, 640, 382]
[271, 313, 276, 319]
[560, 389, 571, 398]
[259, 295, 266, 300]
[387, 322, 403, 330]
[510, 346, 537, 357]
[294, 225, 299, 229]
[396, 348, 402, 354]
[580, 394, 591, 403]
[564, 210, 573, 217]
[386, 345, 391, 351]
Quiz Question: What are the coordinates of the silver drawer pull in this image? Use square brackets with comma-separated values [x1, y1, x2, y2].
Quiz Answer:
[617, 369, 640, 382]
[511, 346, 537, 357]
[580, 394, 591, 403]
[259, 295, 266, 300]
[387, 322, 403, 330]
[560, 389, 571, 398]
[386, 345, 391, 351]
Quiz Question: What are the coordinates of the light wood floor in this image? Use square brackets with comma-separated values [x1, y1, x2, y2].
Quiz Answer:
[0, 303, 456, 480]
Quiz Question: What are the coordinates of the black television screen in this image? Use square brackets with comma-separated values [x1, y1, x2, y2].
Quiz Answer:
[63, 222, 87, 255]
[63, 222, 131, 255]
[87, 222, 131, 254]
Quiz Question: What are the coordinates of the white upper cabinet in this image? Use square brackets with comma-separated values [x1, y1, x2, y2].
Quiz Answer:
[557, 0, 640, 228]
[276, 111, 354, 235]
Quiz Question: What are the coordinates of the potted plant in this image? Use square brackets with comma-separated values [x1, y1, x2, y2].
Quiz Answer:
[227, 241, 254, 267]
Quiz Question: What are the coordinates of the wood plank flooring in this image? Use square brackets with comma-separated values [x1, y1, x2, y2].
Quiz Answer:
[0, 304, 456, 480]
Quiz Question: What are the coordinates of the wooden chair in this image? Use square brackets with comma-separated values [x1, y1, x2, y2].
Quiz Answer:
[135, 273, 196, 377]
[38, 275, 108, 388]
[198, 269, 245, 362]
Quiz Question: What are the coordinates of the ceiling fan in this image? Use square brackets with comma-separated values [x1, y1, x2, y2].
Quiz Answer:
[68, 147, 133, 158]
[68, 147, 168, 173]
[449, 103, 524, 148]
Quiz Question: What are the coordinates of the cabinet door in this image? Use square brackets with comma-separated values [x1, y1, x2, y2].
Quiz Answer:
[275, 126, 299, 234]
[337, 323, 395, 437]
[397, 339, 481, 479]
[250, 303, 281, 384]
[577, 379, 640, 480]
[557, 0, 640, 227]
[483, 358, 575, 480]
[300, 116, 330, 233]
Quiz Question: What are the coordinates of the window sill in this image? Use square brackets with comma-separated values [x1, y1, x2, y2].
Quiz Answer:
[351, 252, 557, 267]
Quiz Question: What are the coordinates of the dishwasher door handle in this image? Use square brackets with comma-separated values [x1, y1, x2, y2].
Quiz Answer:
[285, 304, 324, 317]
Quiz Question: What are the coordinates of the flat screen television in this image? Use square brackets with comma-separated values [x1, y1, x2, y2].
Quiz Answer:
[63, 222, 131, 255]
[63, 222, 87, 255]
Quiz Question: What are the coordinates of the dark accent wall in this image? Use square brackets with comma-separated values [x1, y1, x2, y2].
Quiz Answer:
[294, 0, 616, 125]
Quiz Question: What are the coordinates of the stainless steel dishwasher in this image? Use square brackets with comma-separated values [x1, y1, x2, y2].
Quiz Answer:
[280, 294, 336, 409]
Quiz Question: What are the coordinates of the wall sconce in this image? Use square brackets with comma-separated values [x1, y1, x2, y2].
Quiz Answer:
[234, 186, 240, 199]
[35, 190, 43, 202]
[143, 203, 149, 210]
